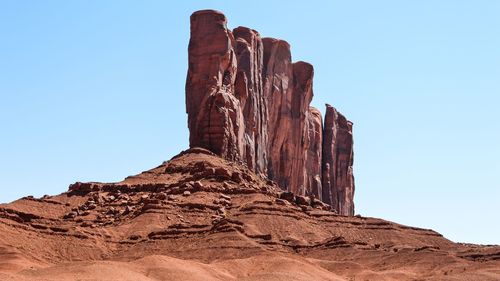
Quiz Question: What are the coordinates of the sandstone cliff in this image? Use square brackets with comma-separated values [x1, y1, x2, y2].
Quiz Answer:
[185, 10, 355, 215]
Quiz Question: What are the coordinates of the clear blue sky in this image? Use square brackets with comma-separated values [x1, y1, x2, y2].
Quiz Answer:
[1, 1, 499, 244]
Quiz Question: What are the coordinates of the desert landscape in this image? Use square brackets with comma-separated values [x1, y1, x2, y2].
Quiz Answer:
[1, 9, 499, 281]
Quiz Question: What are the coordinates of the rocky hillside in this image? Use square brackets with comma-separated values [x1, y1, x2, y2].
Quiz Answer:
[1, 148, 499, 280]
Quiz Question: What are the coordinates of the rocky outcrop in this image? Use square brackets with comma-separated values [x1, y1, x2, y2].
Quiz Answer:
[185, 10, 243, 162]
[233, 26, 268, 174]
[322, 105, 355, 215]
[185, 10, 355, 215]
[305, 107, 323, 200]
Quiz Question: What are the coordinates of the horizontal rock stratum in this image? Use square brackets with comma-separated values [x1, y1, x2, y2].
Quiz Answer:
[185, 10, 355, 215]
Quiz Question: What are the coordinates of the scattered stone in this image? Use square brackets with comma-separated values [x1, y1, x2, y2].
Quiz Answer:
[279, 192, 295, 203]
[63, 211, 78, 219]
[311, 198, 330, 210]
[142, 204, 162, 211]
[81, 221, 92, 227]
[183, 191, 191, 196]
[217, 207, 227, 216]
[193, 181, 203, 189]
[214, 167, 231, 178]
[156, 193, 168, 200]
[129, 235, 141, 241]
[106, 207, 116, 215]
[123, 206, 133, 215]
[300, 205, 313, 212]
[295, 195, 310, 206]
[275, 199, 288, 206]
[231, 172, 242, 183]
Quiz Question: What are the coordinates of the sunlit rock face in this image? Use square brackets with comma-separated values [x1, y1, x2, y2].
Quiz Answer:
[185, 10, 355, 215]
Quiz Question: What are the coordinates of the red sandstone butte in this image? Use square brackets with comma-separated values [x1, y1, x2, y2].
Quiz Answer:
[185, 10, 355, 215]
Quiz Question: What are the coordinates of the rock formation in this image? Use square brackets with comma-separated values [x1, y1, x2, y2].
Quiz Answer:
[322, 104, 355, 216]
[2, 10, 500, 281]
[185, 10, 355, 215]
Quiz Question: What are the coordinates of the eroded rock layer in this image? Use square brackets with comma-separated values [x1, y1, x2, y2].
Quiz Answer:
[185, 10, 354, 215]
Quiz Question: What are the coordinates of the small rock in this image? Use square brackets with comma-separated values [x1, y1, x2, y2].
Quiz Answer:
[106, 207, 116, 215]
[214, 167, 231, 178]
[217, 207, 226, 216]
[193, 181, 204, 189]
[295, 195, 310, 206]
[123, 205, 133, 215]
[129, 234, 141, 241]
[279, 191, 295, 203]
[231, 172, 242, 183]
[183, 191, 191, 196]
[156, 193, 168, 200]
[81, 221, 92, 227]
[63, 212, 77, 219]
[311, 198, 330, 210]
[142, 204, 161, 211]
[275, 199, 289, 206]
[300, 205, 313, 212]
[220, 194, 231, 200]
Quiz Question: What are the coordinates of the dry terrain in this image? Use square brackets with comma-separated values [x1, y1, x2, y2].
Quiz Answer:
[1, 148, 499, 280]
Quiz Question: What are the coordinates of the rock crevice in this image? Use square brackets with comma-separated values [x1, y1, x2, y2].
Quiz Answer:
[185, 10, 355, 215]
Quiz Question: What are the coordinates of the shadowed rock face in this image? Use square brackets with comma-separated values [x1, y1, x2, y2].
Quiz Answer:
[185, 9, 354, 215]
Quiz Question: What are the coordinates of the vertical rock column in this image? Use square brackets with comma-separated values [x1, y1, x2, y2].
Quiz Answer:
[305, 107, 323, 199]
[322, 104, 355, 215]
[185, 10, 245, 162]
[262, 38, 294, 189]
[290, 61, 315, 195]
[233, 27, 268, 174]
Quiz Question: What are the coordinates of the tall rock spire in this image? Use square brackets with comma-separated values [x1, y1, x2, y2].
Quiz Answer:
[185, 10, 355, 215]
